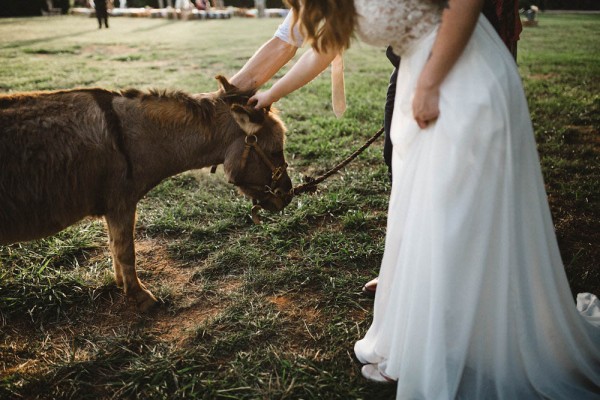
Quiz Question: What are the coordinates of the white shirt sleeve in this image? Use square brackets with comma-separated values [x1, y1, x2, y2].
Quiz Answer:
[274, 10, 304, 48]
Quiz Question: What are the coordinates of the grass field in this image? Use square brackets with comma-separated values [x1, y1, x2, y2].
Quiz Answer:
[0, 12, 598, 399]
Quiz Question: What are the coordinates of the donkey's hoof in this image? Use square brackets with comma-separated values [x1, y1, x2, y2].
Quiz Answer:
[115, 277, 124, 289]
[129, 289, 159, 313]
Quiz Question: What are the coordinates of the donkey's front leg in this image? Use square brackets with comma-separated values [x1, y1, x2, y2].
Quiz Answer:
[105, 209, 158, 312]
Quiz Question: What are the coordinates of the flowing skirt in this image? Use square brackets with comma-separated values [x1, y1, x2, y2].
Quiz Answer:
[354, 16, 600, 400]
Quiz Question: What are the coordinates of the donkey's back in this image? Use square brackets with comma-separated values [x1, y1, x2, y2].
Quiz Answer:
[0, 89, 131, 244]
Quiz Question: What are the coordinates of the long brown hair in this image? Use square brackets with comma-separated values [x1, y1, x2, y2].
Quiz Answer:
[285, 0, 356, 53]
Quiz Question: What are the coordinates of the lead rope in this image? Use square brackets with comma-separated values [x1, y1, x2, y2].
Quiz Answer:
[251, 126, 385, 224]
[289, 126, 385, 197]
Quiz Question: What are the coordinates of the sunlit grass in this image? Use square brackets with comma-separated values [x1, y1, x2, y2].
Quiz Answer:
[0, 12, 598, 399]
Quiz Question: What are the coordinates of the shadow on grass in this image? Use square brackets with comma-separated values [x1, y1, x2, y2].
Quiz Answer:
[0, 30, 93, 49]
[131, 20, 179, 33]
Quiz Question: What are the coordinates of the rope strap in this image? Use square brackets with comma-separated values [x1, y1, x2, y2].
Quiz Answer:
[290, 126, 385, 196]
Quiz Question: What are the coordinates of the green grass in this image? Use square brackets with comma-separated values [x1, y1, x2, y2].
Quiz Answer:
[0, 12, 598, 399]
[517, 13, 600, 294]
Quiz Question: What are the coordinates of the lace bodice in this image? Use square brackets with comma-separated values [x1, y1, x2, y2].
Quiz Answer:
[354, 0, 443, 55]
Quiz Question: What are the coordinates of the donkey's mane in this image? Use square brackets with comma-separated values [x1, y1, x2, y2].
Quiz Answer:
[0, 85, 262, 126]
[120, 88, 211, 121]
[120, 86, 259, 123]
[0, 85, 257, 108]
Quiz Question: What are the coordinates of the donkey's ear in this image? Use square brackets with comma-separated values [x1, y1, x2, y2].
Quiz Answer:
[231, 104, 266, 135]
[215, 75, 237, 93]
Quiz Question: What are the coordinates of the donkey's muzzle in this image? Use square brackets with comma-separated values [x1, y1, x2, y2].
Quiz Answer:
[259, 191, 292, 212]
[258, 178, 293, 212]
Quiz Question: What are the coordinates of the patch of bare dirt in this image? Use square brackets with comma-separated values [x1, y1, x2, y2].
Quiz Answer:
[1, 237, 246, 377]
[529, 73, 559, 80]
[562, 125, 600, 145]
[267, 293, 322, 324]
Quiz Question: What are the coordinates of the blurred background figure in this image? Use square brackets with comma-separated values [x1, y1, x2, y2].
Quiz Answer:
[175, 0, 192, 10]
[193, 0, 210, 11]
[255, 0, 266, 18]
[90, 0, 110, 29]
[520, 0, 541, 26]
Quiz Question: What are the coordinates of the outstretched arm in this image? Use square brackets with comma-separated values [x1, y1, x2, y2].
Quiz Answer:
[230, 11, 303, 91]
[230, 37, 298, 91]
[413, 0, 484, 128]
[250, 47, 338, 108]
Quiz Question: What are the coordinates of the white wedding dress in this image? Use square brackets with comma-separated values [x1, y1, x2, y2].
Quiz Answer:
[351, 1, 600, 399]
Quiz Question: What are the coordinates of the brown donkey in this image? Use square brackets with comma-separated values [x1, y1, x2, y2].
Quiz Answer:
[0, 76, 292, 311]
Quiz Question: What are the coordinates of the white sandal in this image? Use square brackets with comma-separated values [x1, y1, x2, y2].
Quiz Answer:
[361, 277, 378, 296]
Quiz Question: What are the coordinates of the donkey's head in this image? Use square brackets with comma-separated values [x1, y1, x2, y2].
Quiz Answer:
[216, 76, 293, 212]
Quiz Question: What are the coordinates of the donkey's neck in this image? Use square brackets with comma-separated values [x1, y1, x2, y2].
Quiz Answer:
[115, 95, 239, 194]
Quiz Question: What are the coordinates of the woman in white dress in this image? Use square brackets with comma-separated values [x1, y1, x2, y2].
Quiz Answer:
[246, 0, 600, 398]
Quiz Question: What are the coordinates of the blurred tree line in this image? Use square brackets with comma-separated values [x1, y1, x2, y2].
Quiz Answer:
[0, 0, 285, 16]
[120, 0, 285, 7]
[521, 0, 600, 10]
[1, 0, 598, 18]
[0, 0, 283, 17]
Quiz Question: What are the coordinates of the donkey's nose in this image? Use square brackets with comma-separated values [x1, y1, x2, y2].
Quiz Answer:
[277, 189, 293, 207]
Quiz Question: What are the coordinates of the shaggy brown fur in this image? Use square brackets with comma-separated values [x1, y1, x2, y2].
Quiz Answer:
[0, 76, 292, 312]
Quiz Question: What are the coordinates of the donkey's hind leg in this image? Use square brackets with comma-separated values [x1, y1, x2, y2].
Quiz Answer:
[105, 209, 158, 312]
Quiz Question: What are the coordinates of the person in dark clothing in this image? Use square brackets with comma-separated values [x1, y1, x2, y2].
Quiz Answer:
[382, 47, 400, 181]
[93, 0, 109, 29]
